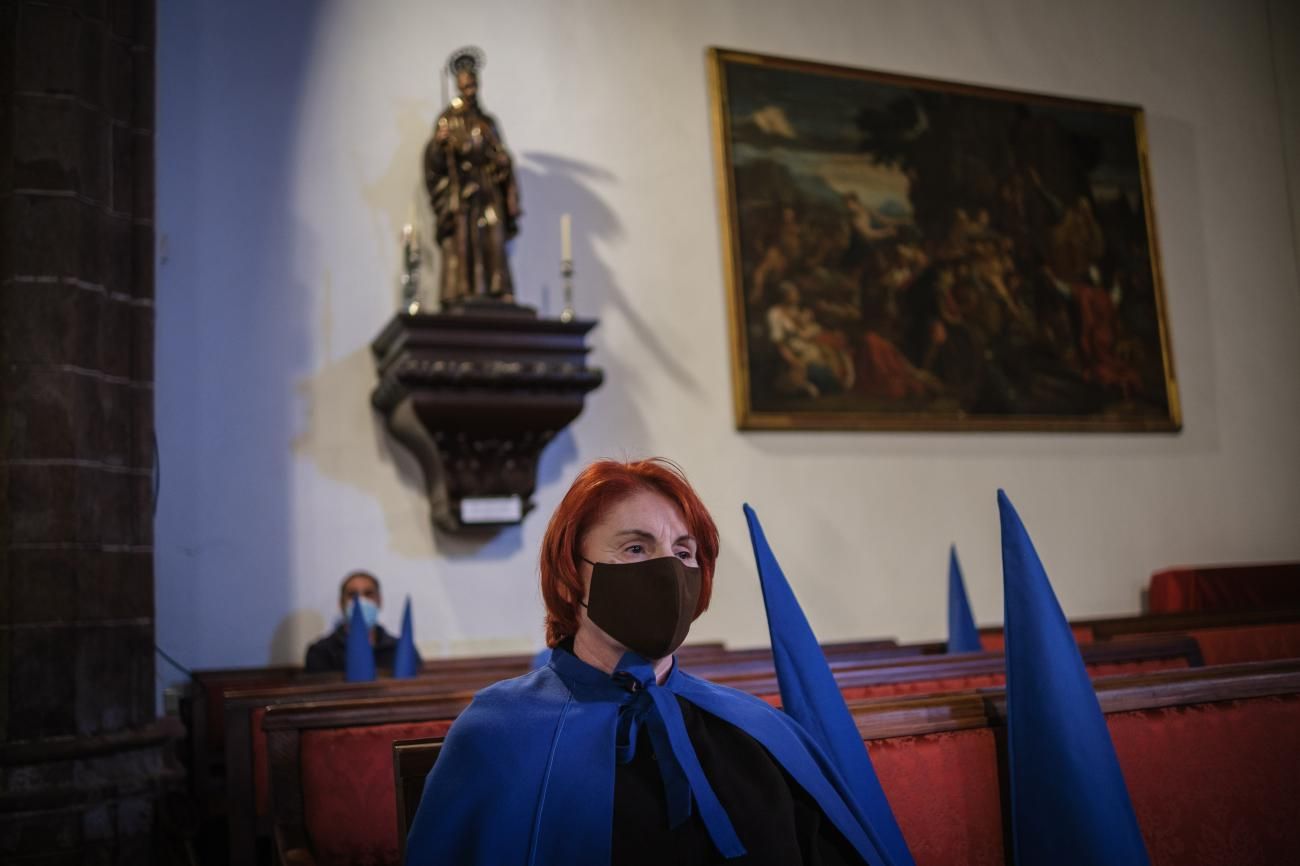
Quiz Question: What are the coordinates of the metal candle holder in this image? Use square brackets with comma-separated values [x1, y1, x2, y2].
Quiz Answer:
[400, 223, 421, 314]
[559, 259, 575, 322]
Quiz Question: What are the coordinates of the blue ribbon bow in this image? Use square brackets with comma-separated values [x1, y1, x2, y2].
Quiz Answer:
[558, 650, 746, 859]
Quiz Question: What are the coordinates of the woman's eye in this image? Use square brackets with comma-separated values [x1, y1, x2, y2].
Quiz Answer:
[625, 544, 645, 555]
[676, 550, 695, 561]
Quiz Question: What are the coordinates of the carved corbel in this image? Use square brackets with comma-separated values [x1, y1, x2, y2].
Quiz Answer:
[371, 306, 602, 533]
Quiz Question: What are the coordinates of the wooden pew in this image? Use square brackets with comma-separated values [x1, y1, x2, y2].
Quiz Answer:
[186, 665, 338, 813]
[683, 635, 1200, 703]
[263, 636, 1200, 866]
[1148, 561, 1300, 613]
[393, 738, 442, 861]
[186, 655, 528, 813]
[192, 604, 1295, 802]
[222, 667, 525, 866]
[186, 637, 739, 809]
[218, 639, 886, 864]
[940, 607, 1300, 653]
[855, 659, 1300, 865]
[391, 660, 1300, 866]
[1090, 610, 1300, 665]
[210, 613, 1216, 858]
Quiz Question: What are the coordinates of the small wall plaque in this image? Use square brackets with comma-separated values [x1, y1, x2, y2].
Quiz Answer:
[460, 496, 524, 525]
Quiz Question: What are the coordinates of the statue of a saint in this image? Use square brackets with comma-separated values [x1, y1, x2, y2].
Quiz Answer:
[424, 48, 521, 306]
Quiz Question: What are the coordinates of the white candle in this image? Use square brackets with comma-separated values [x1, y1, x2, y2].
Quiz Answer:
[561, 213, 572, 262]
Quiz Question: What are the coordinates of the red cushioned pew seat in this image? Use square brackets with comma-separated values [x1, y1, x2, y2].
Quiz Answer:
[859, 663, 1300, 866]
[869, 727, 1005, 866]
[1185, 622, 1300, 665]
[866, 690, 1300, 866]
[1148, 562, 1300, 614]
[302, 719, 454, 866]
[1110, 694, 1300, 863]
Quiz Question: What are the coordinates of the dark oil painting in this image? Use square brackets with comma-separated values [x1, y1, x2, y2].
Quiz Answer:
[709, 49, 1180, 431]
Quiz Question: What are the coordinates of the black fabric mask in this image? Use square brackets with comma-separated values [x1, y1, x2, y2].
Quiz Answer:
[581, 556, 702, 659]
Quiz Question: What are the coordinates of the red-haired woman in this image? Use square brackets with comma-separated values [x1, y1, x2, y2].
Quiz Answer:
[405, 459, 881, 866]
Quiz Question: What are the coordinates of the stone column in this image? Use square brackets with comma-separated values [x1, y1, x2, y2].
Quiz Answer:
[1, 1, 171, 862]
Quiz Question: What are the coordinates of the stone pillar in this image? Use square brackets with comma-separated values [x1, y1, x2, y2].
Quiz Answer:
[0, 1, 172, 862]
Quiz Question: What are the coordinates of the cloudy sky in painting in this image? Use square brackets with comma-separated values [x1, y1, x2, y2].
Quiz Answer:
[722, 54, 1146, 218]
[725, 59, 916, 215]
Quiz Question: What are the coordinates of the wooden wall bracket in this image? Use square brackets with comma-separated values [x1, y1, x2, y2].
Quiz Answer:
[370, 304, 602, 533]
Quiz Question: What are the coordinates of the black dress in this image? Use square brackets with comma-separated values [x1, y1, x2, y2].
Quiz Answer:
[612, 694, 867, 865]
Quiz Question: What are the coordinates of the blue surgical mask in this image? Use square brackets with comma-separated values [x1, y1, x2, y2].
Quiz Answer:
[346, 597, 380, 630]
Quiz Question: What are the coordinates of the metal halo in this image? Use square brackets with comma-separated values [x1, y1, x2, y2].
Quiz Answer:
[446, 46, 485, 78]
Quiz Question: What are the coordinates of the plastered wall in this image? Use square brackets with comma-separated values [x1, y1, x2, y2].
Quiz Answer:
[154, 0, 1300, 685]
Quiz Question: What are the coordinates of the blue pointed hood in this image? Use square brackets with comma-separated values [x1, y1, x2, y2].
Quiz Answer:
[946, 545, 982, 653]
[393, 596, 419, 679]
[999, 490, 1150, 865]
[742, 504, 913, 866]
[345, 594, 377, 682]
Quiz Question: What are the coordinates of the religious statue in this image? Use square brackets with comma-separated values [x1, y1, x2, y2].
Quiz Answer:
[424, 47, 521, 306]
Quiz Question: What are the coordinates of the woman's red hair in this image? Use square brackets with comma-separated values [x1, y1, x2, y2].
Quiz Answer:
[540, 458, 719, 647]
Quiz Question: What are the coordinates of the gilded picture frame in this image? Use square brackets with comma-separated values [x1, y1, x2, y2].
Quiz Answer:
[709, 48, 1181, 432]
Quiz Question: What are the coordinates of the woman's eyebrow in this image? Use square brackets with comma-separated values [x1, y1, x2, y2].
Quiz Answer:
[674, 534, 698, 547]
[612, 529, 657, 542]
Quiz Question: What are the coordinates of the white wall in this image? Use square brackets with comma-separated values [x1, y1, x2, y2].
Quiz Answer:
[154, 0, 1300, 686]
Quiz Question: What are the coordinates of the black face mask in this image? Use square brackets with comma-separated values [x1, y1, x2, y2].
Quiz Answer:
[580, 556, 702, 660]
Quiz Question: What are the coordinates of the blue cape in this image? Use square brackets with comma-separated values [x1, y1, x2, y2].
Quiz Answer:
[405, 647, 885, 865]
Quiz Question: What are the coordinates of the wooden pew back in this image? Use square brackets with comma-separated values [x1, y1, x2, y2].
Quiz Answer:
[941, 607, 1300, 654]
[218, 638, 888, 864]
[855, 660, 1300, 865]
[1148, 562, 1300, 613]
[393, 660, 1300, 866]
[261, 636, 1199, 866]
[222, 666, 523, 866]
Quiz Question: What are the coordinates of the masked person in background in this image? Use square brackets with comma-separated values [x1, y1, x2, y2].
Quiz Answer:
[304, 571, 420, 672]
[405, 458, 882, 866]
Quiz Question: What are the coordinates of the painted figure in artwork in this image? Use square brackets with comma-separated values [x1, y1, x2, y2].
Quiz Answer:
[425, 47, 521, 305]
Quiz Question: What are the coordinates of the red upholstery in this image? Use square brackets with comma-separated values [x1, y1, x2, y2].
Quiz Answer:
[1111, 694, 1300, 864]
[979, 624, 1094, 651]
[290, 668, 1292, 866]
[869, 690, 1300, 866]
[870, 727, 1005, 866]
[302, 720, 454, 866]
[1148, 563, 1300, 613]
[1186, 623, 1300, 665]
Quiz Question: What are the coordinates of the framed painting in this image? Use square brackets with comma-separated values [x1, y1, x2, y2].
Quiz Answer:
[708, 48, 1180, 431]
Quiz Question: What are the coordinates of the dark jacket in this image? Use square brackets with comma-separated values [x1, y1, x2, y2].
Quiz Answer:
[303, 624, 421, 673]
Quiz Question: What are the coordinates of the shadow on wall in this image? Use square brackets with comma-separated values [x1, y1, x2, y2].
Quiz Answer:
[270, 609, 328, 666]
[517, 153, 705, 401]
[514, 153, 702, 466]
[291, 152, 632, 558]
